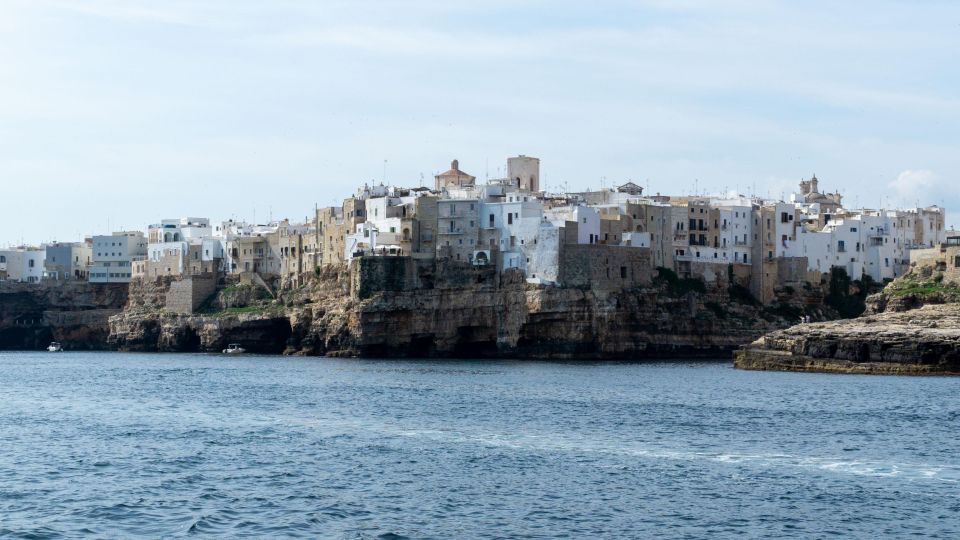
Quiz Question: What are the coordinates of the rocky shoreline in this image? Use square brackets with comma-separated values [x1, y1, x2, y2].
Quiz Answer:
[1, 263, 871, 361]
[735, 269, 960, 375]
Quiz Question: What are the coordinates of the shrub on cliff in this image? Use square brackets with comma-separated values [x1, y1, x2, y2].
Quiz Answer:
[825, 268, 879, 318]
[654, 267, 706, 296]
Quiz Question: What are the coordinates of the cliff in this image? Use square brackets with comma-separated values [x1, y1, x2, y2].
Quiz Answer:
[735, 266, 960, 374]
[0, 281, 128, 350]
[106, 261, 828, 359]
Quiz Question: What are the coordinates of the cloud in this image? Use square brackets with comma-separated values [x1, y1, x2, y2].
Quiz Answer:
[887, 171, 956, 224]
[889, 169, 939, 199]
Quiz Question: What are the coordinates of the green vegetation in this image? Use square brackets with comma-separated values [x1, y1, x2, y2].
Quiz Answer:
[729, 283, 758, 305]
[825, 268, 881, 318]
[655, 267, 706, 295]
[883, 273, 959, 298]
[763, 302, 803, 321]
[220, 306, 264, 315]
[704, 301, 727, 318]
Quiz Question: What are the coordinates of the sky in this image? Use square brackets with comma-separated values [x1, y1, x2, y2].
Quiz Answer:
[1, 0, 958, 245]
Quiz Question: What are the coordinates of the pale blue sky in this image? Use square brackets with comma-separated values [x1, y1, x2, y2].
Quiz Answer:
[2, 0, 957, 244]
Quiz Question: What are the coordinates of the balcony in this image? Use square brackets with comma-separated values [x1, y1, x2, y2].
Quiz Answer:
[440, 228, 466, 235]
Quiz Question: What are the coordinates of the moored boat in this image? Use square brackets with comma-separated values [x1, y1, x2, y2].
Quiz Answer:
[47, 342, 63, 352]
[222, 343, 246, 354]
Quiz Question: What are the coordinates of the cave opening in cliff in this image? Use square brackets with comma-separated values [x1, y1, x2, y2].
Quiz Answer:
[452, 326, 498, 358]
[407, 334, 436, 357]
[182, 329, 202, 353]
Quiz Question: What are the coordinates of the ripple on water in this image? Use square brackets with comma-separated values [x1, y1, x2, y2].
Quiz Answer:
[0, 352, 958, 538]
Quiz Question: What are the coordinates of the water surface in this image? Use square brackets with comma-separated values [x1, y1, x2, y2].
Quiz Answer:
[1, 352, 958, 538]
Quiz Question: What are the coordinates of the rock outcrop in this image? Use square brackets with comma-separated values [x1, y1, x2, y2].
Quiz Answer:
[736, 266, 960, 375]
[735, 304, 960, 374]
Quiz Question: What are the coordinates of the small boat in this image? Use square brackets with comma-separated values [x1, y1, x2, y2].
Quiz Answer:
[47, 342, 63, 352]
[222, 343, 246, 354]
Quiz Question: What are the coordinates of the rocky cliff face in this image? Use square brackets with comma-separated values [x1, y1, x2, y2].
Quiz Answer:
[0, 281, 128, 350]
[735, 267, 960, 374]
[107, 264, 821, 359]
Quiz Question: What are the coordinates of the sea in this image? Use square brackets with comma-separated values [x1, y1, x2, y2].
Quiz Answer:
[1, 351, 958, 538]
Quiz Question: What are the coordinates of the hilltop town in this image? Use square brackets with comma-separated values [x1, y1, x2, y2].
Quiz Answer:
[0, 155, 950, 303]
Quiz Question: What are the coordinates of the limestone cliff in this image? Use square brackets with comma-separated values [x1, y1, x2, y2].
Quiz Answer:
[0, 281, 128, 350]
[107, 262, 825, 359]
[735, 266, 960, 374]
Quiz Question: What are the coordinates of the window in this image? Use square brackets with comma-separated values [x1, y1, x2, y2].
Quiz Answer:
[28, 260, 34, 268]
[508, 214, 513, 225]
[838, 240, 846, 252]
[955, 256, 960, 268]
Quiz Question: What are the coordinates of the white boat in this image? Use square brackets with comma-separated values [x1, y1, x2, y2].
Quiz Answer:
[47, 342, 63, 352]
[222, 343, 246, 354]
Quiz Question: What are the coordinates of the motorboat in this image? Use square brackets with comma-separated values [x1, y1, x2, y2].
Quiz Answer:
[222, 343, 246, 354]
[47, 342, 63, 352]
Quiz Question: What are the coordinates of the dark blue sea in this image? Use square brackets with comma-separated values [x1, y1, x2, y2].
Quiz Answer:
[1, 352, 958, 538]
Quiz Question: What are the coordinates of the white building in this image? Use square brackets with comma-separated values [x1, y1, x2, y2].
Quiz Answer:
[0, 247, 45, 283]
[89, 231, 147, 283]
[546, 205, 600, 245]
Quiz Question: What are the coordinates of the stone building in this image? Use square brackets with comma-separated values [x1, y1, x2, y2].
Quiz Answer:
[437, 198, 480, 263]
[506, 155, 540, 192]
[434, 159, 476, 191]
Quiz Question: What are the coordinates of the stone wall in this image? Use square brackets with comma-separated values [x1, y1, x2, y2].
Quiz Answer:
[165, 274, 218, 314]
[776, 256, 813, 285]
[351, 256, 498, 299]
[352, 257, 418, 299]
[558, 244, 652, 290]
[126, 277, 175, 309]
[944, 246, 960, 285]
